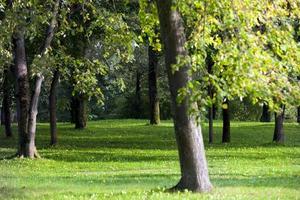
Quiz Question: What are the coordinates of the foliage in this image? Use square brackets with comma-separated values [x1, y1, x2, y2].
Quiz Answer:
[139, 0, 300, 116]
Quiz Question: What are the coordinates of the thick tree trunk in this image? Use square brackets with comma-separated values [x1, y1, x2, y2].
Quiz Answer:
[260, 104, 271, 122]
[27, 75, 44, 158]
[297, 107, 300, 123]
[156, 0, 212, 192]
[49, 69, 60, 145]
[72, 94, 87, 129]
[222, 99, 230, 143]
[148, 45, 160, 125]
[13, 31, 30, 157]
[273, 106, 285, 143]
[2, 69, 13, 137]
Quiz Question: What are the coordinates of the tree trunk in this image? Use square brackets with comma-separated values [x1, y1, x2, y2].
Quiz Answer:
[49, 69, 60, 145]
[260, 104, 271, 122]
[297, 107, 300, 123]
[156, 0, 212, 192]
[222, 99, 230, 143]
[136, 69, 141, 119]
[206, 50, 214, 143]
[148, 45, 160, 125]
[273, 105, 285, 143]
[212, 104, 217, 120]
[2, 69, 13, 137]
[1, 106, 4, 125]
[27, 75, 44, 158]
[13, 31, 30, 157]
[72, 94, 87, 129]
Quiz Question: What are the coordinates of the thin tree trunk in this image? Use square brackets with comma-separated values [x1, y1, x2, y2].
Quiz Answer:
[156, 0, 212, 192]
[27, 75, 44, 158]
[13, 31, 30, 157]
[2, 69, 13, 137]
[49, 69, 60, 145]
[273, 105, 285, 143]
[260, 104, 271, 122]
[148, 45, 160, 125]
[134, 69, 141, 119]
[222, 99, 230, 143]
[1, 106, 4, 125]
[206, 51, 214, 143]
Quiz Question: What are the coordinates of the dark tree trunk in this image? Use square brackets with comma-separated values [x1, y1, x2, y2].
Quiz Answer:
[27, 75, 44, 158]
[156, 0, 212, 192]
[49, 69, 60, 145]
[13, 31, 30, 157]
[208, 106, 213, 144]
[212, 104, 217, 120]
[1, 106, 4, 125]
[297, 107, 300, 123]
[134, 69, 141, 119]
[273, 105, 285, 143]
[222, 99, 230, 143]
[206, 50, 214, 143]
[70, 96, 76, 123]
[72, 95, 87, 129]
[260, 104, 271, 122]
[2, 69, 13, 137]
[148, 45, 160, 125]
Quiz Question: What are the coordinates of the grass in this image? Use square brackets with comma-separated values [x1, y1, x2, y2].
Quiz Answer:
[0, 119, 299, 200]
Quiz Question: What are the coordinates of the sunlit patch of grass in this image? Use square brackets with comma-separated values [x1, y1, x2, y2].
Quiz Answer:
[0, 120, 299, 199]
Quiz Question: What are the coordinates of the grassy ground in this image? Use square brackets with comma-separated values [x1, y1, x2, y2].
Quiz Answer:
[0, 120, 299, 200]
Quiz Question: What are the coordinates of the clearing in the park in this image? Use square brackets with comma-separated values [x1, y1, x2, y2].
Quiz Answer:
[0, 120, 299, 200]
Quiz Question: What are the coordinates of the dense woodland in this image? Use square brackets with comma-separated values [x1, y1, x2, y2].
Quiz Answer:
[0, 0, 299, 195]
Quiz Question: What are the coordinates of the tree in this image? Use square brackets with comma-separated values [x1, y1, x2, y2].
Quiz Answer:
[2, 68, 14, 137]
[260, 104, 271, 122]
[273, 105, 285, 143]
[155, 0, 212, 192]
[148, 45, 160, 125]
[222, 99, 230, 143]
[2, 0, 61, 158]
[49, 69, 60, 145]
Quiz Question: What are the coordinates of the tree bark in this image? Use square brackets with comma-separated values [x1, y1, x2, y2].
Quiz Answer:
[13, 31, 30, 157]
[148, 45, 160, 125]
[156, 0, 212, 192]
[273, 105, 285, 143]
[27, 75, 44, 158]
[49, 69, 60, 145]
[1, 106, 4, 125]
[2, 69, 13, 137]
[212, 104, 217, 120]
[135, 69, 141, 119]
[260, 104, 271, 122]
[206, 50, 214, 143]
[72, 94, 87, 129]
[222, 99, 230, 143]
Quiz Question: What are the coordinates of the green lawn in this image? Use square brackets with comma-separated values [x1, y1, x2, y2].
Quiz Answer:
[0, 120, 299, 200]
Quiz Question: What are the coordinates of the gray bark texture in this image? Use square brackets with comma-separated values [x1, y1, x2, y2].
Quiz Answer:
[156, 0, 212, 192]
